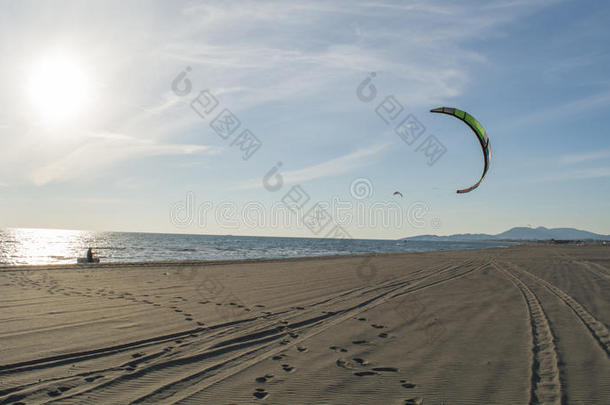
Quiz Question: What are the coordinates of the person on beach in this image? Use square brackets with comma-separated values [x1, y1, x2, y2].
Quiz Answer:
[87, 247, 94, 262]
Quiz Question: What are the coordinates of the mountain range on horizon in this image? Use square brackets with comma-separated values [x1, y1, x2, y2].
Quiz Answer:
[405, 226, 610, 241]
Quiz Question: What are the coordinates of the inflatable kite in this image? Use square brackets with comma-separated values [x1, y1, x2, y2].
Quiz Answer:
[430, 107, 491, 194]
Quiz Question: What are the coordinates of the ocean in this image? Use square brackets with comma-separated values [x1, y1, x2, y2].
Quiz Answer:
[0, 228, 515, 266]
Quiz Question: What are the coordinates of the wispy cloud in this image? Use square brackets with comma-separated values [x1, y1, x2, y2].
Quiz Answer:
[506, 90, 610, 128]
[72, 197, 128, 205]
[560, 150, 610, 164]
[163, 0, 558, 112]
[29, 132, 216, 185]
[484, 0, 568, 10]
[234, 142, 389, 190]
[1, 0, 570, 189]
[535, 167, 610, 182]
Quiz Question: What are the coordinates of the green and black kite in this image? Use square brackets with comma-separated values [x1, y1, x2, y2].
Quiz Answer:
[430, 107, 491, 194]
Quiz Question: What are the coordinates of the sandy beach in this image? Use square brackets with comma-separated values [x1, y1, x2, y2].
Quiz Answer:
[1, 244, 608, 404]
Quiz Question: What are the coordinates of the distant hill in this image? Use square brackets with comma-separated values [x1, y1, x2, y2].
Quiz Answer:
[404, 226, 610, 241]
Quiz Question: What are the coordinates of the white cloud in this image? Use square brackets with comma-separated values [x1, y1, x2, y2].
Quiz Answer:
[484, 0, 569, 10]
[162, 0, 555, 112]
[506, 91, 610, 128]
[234, 142, 389, 190]
[29, 132, 215, 185]
[560, 150, 610, 164]
[0, 0, 575, 189]
[535, 167, 610, 182]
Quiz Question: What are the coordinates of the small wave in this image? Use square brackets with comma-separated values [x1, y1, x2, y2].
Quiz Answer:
[215, 247, 238, 251]
[49, 255, 73, 260]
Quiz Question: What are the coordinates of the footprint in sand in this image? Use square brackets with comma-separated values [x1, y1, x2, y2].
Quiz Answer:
[131, 353, 144, 358]
[281, 364, 296, 373]
[272, 354, 286, 361]
[378, 333, 389, 338]
[329, 345, 348, 353]
[352, 340, 368, 345]
[353, 358, 368, 366]
[337, 357, 369, 369]
[400, 379, 416, 388]
[372, 367, 398, 372]
[354, 371, 377, 377]
[253, 388, 269, 399]
[336, 359, 349, 369]
[254, 304, 265, 308]
[371, 324, 385, 329]
[297, 346, 308, 353]
[404, 398, 423, 405]
[255, 374, 274, 383]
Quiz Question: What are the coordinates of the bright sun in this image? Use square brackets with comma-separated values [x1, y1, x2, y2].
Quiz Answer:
[27, 52, 92, 126]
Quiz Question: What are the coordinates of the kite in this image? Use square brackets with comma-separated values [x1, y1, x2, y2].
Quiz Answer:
[430, 107, 491, 194]
[393, 191, 403, 198]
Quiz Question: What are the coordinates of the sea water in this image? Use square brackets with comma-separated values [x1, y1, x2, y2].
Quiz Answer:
[0, 228, 515, 266]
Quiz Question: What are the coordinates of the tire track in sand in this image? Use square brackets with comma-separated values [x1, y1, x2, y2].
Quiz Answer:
[552, 251, 610, 281]
[142, 260, 488, 405]
[576, 261, 610, 281]
[42, 260, 487, 405]
[1, 260, 482, 404]
[503, 261, 610, 358]
[493, 261, 562, 405]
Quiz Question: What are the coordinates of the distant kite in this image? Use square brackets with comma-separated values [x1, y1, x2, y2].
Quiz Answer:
[393, 191, 403, 198]
[430, 107, 491, 194]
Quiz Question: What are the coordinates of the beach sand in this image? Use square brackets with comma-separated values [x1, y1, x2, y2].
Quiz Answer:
[1, 244, 608, 404]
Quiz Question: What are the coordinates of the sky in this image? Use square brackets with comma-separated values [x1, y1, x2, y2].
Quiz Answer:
[0, 0, 608, 239]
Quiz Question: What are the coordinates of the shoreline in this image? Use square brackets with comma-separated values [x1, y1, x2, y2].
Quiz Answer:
[0, 242, 523, 271]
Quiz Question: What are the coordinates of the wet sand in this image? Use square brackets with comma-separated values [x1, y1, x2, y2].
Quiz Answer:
[1, 244, 608, 404]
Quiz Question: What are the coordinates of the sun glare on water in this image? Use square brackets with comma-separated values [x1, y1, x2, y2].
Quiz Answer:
[26, 52, 92, 126]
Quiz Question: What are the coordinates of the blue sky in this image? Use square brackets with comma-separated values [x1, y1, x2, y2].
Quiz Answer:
[0, 0, 608, 238]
